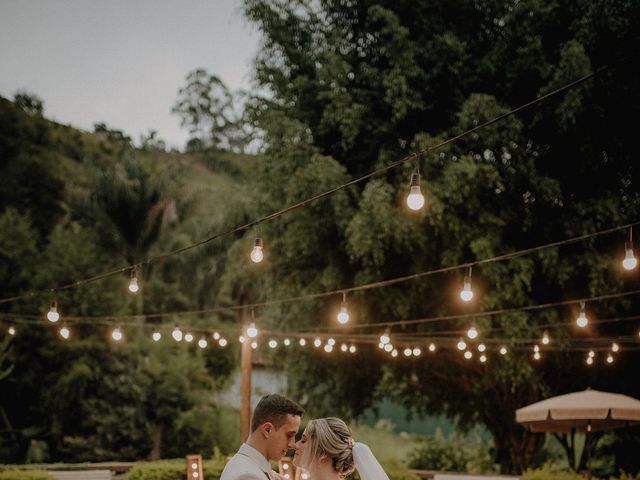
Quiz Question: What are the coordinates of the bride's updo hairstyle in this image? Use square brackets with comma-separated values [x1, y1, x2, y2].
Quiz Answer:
[301, 417, 355, 477]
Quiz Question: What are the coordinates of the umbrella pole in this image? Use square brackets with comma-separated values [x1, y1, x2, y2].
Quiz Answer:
[586, 421, 592, 480]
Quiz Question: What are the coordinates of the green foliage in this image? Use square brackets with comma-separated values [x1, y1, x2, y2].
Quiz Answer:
[0, 96, 240, 463]
[173, 69, 248, 152]
[127, 456, 226, 480]
[408, 430, 495, 473]
[0, 209, 38, 298]
[240, 0, 640, 474]
[380, 460, 421, 480]
[0, 470, 50, 480]
[13, 91, 44, 116]
[127, 461, 186, 480]
[611, 473, 640, 480]
[521, 464, 585, 480]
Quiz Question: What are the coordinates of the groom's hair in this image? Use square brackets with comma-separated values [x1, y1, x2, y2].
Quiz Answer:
[251, 393, 304, 432]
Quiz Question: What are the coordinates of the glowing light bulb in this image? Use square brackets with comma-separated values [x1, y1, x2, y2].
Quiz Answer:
[380, 330, 390, 345]
[378, 342, 385, 349]
[212, 332, 220, 340]
[588, 350, 595, 358]
[349, 345, 356, 353]
[313, 337, 321, 348]
[611, 342, 620, 352]
[8, 326, 15, 336]
[479, 354, 487, 363]
[172, 327, 183, 342]
[246, 322, 258, 338]
[184, 332, 194, 343]
[384, 344, 393, 352]
[59, 325, 70, 340]
[428, 343, 436, 352]
[128, 269, 139, 293]
[606, 354, 614, 364]
[337, 305, 350, 324]
[112, 326, 123, 342]
[412, 347, 421, 356]
[250, 238, 264, 263]
[542, 331, 550, 345]
[327, 338, 335, 346]
[299, 338, 306, 346]
[337, 292, 350, 324]
[576, 303, 588, 328]
[533, 352, 541, 360]
[477, 343, 486, 352]
[499, 346, 508, 355]
[324, 344, 333, 353]
[586, 356, 593, 365]
[251, 341, 258, 349]
[47, 301, 60, 322]
[457, 338, 467, 350]
[623, 243, 637, 270]
[198, 337, 208, 349]
[219, 338, 227, 347]
[406, 173, 425, 210]
[152, 331, 161, 342]
[533, 344, 540, 353]
[391, 349, 398, 357]
[284, 338, 291, 346]
[269, 339, 278, 348]
[404, 347, 412, 357]
[341, 344, 348, 352]
[467, 326, 478, 339]
[239, 335, 246, 344]
[464, 351, 473, 360]
[460, 278, 474, 302]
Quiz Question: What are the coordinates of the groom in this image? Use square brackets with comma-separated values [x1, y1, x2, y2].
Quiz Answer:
[221, 394, 304, 480]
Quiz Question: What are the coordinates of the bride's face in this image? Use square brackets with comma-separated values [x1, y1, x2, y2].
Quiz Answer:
[292, 429, 308, 467]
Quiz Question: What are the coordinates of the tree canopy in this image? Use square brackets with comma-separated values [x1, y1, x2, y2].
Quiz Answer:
[238, 0, 640, 472]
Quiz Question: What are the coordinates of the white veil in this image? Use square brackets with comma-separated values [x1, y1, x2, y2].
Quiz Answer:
[352, 442, 390, 480]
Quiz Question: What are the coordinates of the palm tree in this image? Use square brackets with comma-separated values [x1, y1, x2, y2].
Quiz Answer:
[91, 153, 177, 265]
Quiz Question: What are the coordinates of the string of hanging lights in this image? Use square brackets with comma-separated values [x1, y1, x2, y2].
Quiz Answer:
[0, 67, 606, 307]
[9, 220, 638, 330]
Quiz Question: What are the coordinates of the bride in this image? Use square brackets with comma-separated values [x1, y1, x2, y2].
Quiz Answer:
[293, 417, 390, 480]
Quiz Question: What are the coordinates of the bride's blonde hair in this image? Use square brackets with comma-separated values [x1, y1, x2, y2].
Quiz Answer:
[300, 417, 355, 477]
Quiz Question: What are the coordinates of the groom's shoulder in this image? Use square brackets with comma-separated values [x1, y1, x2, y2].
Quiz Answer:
[221, 454, 264, 480]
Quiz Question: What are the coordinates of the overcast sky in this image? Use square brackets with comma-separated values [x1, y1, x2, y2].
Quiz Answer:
[0, 0, 260, 149]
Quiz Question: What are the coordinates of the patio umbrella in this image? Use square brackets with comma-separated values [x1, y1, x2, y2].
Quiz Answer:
[516, 389, 640, 479]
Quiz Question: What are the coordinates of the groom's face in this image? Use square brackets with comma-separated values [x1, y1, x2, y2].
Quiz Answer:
[266, 414, 301, 460]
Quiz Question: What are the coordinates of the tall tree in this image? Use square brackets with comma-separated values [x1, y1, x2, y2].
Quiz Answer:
[173, 69, 249, 152]
[241, 0, 640, 472]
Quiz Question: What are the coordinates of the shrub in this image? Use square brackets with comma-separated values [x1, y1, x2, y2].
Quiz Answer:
[127, 456, 227, 480]
[407, 430, 495, 473]
[384, 460, 422, 480]
[521, 464, 585, 480]
[0, 470, 51, 480]
[610, 473, 640, 480]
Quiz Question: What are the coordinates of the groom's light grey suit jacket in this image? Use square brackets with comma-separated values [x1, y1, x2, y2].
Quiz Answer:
[221, 443, 275, 480]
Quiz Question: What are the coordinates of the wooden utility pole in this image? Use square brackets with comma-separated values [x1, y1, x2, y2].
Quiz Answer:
[240, 305, 252, 443]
